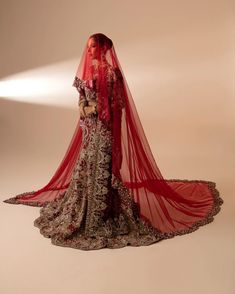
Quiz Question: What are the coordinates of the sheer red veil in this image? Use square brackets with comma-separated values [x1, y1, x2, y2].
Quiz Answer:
[3, 33, 223, 237]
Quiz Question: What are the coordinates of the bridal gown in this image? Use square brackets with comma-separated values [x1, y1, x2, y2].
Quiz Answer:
[33, 64, 165, 250]
[3, 62, 223, 251]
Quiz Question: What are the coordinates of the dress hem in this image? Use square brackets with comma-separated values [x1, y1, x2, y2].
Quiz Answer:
[2, 178, 223, 250]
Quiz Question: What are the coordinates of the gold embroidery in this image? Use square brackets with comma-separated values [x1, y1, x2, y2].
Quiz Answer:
[4, 63, 223, 250]
[33, 113, 164, 250]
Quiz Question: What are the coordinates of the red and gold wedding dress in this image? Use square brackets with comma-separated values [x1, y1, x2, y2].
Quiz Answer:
[3, 33, 223, 250]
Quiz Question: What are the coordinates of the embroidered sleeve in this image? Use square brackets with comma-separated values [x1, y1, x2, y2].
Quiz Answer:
[72, 76, 87, 107]
[112, 68, 126, 110]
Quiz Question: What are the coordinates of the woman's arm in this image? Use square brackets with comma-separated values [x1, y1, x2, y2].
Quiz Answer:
[72, 77, 89, 119]
[112, 68, 126, 111]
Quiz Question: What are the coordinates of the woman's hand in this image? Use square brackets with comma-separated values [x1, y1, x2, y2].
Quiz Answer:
[84, 104, 97, 116]
[79, 105, 86, 119]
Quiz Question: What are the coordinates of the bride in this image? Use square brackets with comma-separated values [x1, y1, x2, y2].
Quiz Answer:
[3, 33, 223, 250]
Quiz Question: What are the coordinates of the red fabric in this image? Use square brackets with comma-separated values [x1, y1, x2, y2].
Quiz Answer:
[3, 33, 223, 235]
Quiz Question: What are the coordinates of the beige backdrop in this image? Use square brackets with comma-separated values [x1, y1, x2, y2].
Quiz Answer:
[0, 1, 234, 294]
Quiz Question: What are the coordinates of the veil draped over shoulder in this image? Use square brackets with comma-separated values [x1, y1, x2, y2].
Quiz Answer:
[3, 33, 223, 237]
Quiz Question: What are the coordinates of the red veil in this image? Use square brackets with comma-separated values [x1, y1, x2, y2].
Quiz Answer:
[3, 33, 223, 237]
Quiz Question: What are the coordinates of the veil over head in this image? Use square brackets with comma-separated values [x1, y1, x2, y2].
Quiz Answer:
[3, 33, 223, 236]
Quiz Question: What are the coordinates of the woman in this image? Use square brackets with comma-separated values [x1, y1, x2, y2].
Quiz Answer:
[3, 33, 223, 250]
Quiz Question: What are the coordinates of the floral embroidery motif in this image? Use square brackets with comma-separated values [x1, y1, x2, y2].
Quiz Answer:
[34, 113, 163, 250]
[33, 65, 164, 249]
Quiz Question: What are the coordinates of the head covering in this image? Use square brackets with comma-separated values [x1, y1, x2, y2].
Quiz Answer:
[3, 33, 223, 236]
[73, 33, 115, 124]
